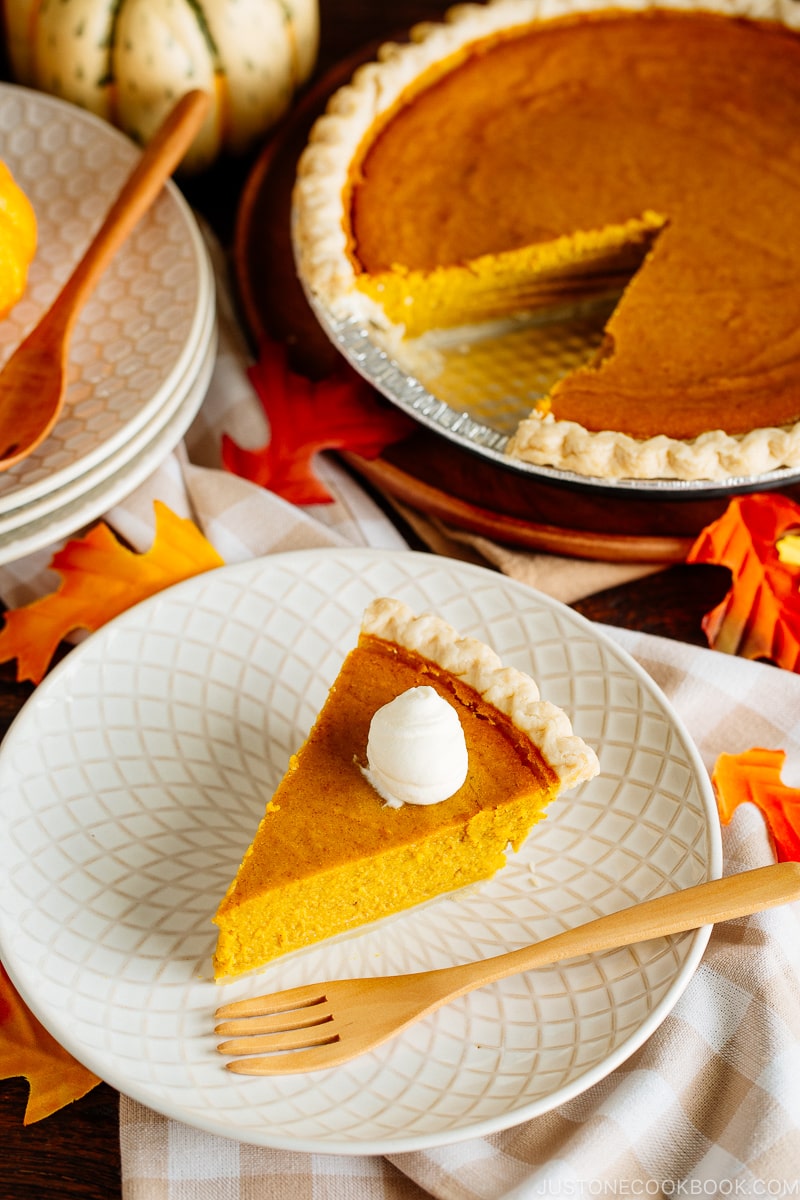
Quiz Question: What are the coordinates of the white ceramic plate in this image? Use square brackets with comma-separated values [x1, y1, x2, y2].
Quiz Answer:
[0, 253, 216, 538]
[0, 551, 720, 1153]
[0, 83, 213, 513]
[0, 323, 217, 565]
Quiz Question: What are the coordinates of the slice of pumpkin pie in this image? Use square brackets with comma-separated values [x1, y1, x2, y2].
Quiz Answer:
[212, 597, 598, 980]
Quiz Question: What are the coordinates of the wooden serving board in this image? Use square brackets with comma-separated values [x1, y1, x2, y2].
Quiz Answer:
[233, 47, 800, 564]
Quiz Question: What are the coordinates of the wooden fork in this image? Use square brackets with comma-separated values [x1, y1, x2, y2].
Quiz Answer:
[215, 861, 800, 1075]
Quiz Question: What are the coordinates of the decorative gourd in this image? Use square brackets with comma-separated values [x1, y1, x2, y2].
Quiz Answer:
[1, 0, 319, 172]
[0, 161, 37, 318]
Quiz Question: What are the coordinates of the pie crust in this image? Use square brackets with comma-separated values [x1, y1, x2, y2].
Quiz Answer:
[292, 0, 800, 483]
[363, 597, 598, 788]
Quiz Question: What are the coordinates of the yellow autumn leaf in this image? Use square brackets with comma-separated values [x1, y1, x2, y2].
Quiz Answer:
[0, 964, 99, 1123]
[0, 500, 224, 683]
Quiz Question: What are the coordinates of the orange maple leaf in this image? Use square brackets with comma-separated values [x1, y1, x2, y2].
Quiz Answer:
[222, 338, 414, 504]
[712, 748, 800, 862]
[0, 963, 99, 1123]
[0, 501, 224, 684]
[686, 493, 800, 670]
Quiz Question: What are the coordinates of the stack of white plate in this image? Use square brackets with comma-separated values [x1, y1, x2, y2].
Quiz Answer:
[0, 84, 217, 566]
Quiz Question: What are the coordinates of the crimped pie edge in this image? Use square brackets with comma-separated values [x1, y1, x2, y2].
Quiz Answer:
[362, 596, 600, 790]
[291, 0, 800, 484]
[506, 414, 800, 483]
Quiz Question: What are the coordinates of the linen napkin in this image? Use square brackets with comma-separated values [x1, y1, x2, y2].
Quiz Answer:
[1, 238, 798, 1197]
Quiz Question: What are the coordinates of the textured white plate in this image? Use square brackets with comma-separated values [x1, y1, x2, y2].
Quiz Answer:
[0, 322, 217, 565]
[0, 83, 213, 512]
[0, 258, 216, 543]
[0, 551, 720, 1153]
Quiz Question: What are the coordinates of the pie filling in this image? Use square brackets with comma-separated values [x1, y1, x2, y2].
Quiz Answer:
[354, 213, 665, 341]
[344, 8, 800, 446]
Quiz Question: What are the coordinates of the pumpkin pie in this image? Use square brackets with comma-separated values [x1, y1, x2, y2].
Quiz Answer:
[293, 3, 800, 482]
[212, 597, 598, 979]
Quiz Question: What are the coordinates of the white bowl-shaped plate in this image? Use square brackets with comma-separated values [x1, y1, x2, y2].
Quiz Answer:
[0, 250, 216, 550]
[0, 317, 217, 565]
[0, 550, 720, 1153]
[0, 83, 212, 512]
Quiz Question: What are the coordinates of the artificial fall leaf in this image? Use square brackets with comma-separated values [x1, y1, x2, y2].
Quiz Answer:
[0, 963, 99, 1123]
[712, 748, 800, 862]
[686, 493, 800, 670]
[0, 500, 224, 684]
[222, 338, 415, 504]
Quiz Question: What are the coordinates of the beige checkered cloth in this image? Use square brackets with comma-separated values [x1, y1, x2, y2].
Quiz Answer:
[2, 242, 799, 1197]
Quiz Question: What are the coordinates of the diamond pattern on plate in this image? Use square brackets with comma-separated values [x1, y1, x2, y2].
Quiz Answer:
[0, 84, 209, 512]
[0, 550, 719, 1153]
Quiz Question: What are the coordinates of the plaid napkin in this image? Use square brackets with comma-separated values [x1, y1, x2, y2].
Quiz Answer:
[2, 238, 799, 1197]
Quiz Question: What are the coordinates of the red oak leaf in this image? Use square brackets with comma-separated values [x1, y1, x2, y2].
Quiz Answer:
[222, 339, 414, 504]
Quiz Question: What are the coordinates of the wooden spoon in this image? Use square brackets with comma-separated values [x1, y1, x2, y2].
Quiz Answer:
[0, 89, 210, 472]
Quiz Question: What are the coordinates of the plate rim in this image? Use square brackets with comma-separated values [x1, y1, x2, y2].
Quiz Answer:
[0, 548, 722, 1153]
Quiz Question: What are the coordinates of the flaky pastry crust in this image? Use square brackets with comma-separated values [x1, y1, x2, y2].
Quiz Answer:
[362, 597, 599, 790]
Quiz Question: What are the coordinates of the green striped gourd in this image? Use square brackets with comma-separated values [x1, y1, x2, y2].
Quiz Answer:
[2, 0, 319, 171]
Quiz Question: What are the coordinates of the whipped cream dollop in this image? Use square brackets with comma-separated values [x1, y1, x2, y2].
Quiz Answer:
[361, 685, 468, 807]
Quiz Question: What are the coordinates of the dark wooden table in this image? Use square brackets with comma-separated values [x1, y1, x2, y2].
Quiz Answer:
[0, 3, 735, 1196]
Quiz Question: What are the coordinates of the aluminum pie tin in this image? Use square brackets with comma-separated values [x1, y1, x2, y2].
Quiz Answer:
[296, 0, 800, 501]
[309, 295, 800, 501]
